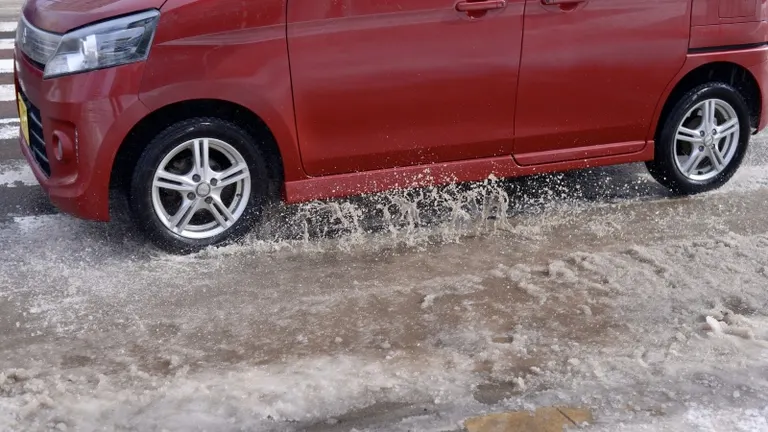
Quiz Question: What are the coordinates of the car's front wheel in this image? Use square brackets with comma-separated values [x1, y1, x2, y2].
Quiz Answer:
[647, 82, 751, 195]
[129, 118, 271, 253]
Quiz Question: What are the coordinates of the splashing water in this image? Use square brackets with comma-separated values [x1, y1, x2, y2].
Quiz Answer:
[203, 164, 659, 257]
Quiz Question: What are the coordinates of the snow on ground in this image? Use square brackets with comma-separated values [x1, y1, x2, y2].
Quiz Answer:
[0, 85, 15, 102]
[0, 159, 35, 187]
[3, 137, 768, 430]
[4, 227, 768, 430]
[4, 208, 768, 430]
[0, 122, 19, 140]
[0, 21, 16, 33]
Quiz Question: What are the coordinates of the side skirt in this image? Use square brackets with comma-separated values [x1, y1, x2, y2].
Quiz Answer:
[282, 141, 655, 204]
[513, 140, 648, 166]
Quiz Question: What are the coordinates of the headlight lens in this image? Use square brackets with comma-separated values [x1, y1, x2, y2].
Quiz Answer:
[43, 9, 160, 79]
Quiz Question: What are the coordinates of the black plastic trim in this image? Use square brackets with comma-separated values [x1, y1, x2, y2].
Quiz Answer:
[688, 42, 768, 55]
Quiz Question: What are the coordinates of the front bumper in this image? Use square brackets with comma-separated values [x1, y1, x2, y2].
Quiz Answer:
[14, 49, 150, 221]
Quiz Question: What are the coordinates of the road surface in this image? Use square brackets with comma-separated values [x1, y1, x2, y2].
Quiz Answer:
[2, 4, 768, 431]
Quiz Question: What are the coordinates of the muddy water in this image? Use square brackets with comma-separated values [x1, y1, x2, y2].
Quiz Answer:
[2, 136, 768, 430]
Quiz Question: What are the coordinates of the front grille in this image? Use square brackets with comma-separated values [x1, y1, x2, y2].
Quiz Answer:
[19, 90, 50, 177]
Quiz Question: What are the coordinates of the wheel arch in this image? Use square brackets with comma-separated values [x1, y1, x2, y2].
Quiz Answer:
[111, 99, 286, 199]
[652, 61, 762, 141]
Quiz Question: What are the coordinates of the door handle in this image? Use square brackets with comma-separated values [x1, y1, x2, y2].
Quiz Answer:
[541, 0, 586, 4]
[456, 0, 507, 12]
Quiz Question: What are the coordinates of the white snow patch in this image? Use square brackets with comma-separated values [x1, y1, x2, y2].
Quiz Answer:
[416, 275, 485, 309]
[0, 22, 17, 33]
[0, 84, 16, 101]
[0, 122, 19, 139]
[705, 316, 724, 337]
[0, 160, 37, 187]
[0, 58, 13, 74]
[11, 214, 64, 232]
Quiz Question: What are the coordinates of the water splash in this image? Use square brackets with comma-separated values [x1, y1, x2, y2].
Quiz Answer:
[240, 175, 524, 254]
[207, 164, 658, 257]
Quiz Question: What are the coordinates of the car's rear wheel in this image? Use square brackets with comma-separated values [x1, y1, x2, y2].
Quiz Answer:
[129, 118, 271, 253]
[646, 82, 751, 195]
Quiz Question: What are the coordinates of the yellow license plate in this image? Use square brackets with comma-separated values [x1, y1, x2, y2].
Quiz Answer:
[17, 92, 29, 146]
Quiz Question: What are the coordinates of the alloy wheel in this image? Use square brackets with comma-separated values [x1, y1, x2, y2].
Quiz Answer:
[673, 98, 740, 182]
[150, 138, 252, 239]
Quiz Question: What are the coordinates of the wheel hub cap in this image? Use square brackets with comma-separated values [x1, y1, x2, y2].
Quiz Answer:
[196, 182, 212, 197]
[703, 134, 715, 147]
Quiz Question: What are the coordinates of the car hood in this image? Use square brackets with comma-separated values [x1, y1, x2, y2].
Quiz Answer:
[23, 0, 167, 34]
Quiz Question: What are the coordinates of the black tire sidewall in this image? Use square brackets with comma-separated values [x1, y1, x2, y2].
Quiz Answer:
[653, 82, 750, 194]
[129, 118, 270, 253]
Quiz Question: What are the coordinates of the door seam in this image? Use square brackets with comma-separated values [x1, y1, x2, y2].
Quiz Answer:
[510, 0, 528, 162]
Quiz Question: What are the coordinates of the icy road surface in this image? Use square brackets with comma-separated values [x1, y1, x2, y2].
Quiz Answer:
[4, 131, 768, 431]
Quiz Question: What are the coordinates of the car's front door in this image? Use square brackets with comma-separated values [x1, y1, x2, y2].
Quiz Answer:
[513, 0, 691, 165]
[287, 0, 525, 176]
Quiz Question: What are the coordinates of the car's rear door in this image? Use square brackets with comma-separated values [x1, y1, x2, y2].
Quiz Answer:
[287, 0, 525, 176]
[512, 0, 691, 165]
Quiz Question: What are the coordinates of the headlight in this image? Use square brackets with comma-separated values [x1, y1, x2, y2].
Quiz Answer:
[43, 9, 160, 79]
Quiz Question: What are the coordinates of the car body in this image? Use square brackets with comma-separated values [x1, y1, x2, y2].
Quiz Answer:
[13, 0, 768, 252]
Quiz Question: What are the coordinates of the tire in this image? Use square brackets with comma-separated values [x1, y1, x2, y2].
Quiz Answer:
[129, 117, 272, 254]
[646, 82, 751, 195]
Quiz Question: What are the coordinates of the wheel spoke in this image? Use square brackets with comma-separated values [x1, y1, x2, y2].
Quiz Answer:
[709, 146, 726, 172]
[154, 170, 196, 192]
[215, 162, 250, 188]
[702, 100, 716, 132]
[717, 118, 739, 139]
[208, 197, 235, 228]
[676, 126, 703, 144]
[169, 199, 200, 232]
[192, 139, 211, 178]
[681, 150, 706, 176]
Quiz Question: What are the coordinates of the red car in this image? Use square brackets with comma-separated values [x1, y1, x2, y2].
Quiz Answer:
[13, 0, 768, 252]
